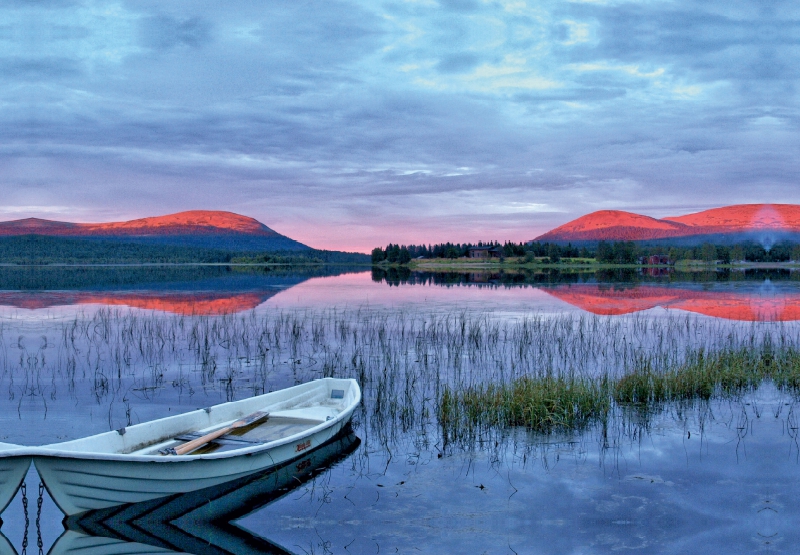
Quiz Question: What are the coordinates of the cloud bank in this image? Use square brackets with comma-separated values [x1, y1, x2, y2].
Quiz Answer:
[0, 0, 798, 250]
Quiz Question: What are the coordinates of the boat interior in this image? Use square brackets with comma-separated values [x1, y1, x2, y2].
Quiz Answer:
[141, 408, 340, 456]
[36, 378, 359, 457]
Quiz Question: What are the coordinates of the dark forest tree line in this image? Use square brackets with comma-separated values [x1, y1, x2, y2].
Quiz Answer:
[372, 241, 585, 263]
[374, 238, 800, 265]
[0, 235, 370, 265]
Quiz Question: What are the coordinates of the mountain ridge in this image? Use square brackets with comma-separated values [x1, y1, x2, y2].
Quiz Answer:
[0, 210, 276, 236]
[536, 204, 800, 243]
[0, 210, 310, 251]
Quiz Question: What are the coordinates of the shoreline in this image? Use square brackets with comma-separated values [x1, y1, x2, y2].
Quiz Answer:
[391, 259, 800, 271]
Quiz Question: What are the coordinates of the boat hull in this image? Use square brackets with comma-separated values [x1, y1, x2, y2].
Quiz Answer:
[35, 416, 350, 516]
[59, 431, 360, 555]
[0, 443, 30, 514]
[34, 378, 360, 516]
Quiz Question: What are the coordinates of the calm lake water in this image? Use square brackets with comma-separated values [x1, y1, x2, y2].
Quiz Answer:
[1, 265, 800, 554]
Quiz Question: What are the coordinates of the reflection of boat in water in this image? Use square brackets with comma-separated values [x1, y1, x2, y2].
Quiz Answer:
[51, 431, 360, 555]
[34, 378, 361, 516]
[0, 443, 29, 514]
[544, 284, 800, 322]
[0, 531, 15, 555]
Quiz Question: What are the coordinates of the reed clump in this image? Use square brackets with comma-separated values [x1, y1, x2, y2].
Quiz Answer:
[441, 375, 611, 433]
[614, 347, 765, 404]
[9, 304, 800, 448]
[440, 343, 800, 437]
[770, 347, 800, 391]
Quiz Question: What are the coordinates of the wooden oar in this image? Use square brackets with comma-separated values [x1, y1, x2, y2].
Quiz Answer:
[163, 411, 269, 456]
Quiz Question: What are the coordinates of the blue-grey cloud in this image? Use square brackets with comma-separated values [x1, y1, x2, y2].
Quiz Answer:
[438, 0, 481, 13]
[138, 15, 211, 50]
[0, 0, 798, 250]
[436, 53, 480, 74]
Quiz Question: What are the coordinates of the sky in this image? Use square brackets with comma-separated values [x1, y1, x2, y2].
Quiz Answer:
[1, 0, 799, 252]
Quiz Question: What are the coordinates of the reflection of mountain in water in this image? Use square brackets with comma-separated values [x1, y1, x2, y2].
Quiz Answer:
[0, 291, 278, 315]
[371, 268, 800, 321]
[543, 283, 800, 321]
[372, 267, 594, 286]
[0, 266, 363, 315]
[48, 430, 360, 555]
[373, 267, 800, 288]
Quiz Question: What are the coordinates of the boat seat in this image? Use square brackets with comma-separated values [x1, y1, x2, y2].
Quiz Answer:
[269, 407, 338, 422]
[173, 432, 263, 446]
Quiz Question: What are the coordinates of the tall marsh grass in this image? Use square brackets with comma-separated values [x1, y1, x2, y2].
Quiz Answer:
[441, 375, 612, 433]
[440, 342, 800, 438]
[0, 307, 798, 445]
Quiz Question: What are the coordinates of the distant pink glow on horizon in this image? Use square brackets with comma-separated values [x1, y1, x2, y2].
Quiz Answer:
[8, 202, 800, 252]
[277, 221, 550, 253]
[0, 209, 551, 253]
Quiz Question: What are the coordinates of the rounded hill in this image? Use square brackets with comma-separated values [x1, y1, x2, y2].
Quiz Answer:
[537, 210, 690, 242]
[0, 210, 310, 251]
[535, 204, 800, 243]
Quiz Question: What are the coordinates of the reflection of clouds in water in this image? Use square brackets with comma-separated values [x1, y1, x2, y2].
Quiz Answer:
[0, 272, 797, 551]
[243, 385, 800, 553]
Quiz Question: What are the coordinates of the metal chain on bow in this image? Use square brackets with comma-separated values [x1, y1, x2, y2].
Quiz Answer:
[36, 482, 44, 555]
[20, 482, 28, 555]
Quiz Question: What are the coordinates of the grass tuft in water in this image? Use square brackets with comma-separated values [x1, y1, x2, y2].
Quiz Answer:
[614, 347, 765, 404]
[440, 343, 800, 437]
[770, 347, 800, 391]
[441, 375, 611, 434]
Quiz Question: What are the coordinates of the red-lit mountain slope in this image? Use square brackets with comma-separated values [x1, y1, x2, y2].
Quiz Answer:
[0, 210, 309, 251]
[0, 211, 272, 236]
[536, 210, 691, 241]
[663, 204, 800, 232]
[536, 204, 800, 242]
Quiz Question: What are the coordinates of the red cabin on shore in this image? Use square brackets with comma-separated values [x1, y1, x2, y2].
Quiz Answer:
[642, 254, 671, 265]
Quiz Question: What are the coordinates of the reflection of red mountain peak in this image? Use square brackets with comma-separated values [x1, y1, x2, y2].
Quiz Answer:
[0, 291, 274, 315]
[544, 284, 800, 322]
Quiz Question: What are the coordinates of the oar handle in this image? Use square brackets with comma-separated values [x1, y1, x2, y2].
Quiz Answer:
[163, 411, 268, 456]
[173, 425, 232, 456]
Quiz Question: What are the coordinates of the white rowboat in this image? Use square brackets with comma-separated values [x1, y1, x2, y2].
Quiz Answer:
[34, 377, 360, 516]
[54, 432, 360, 555]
